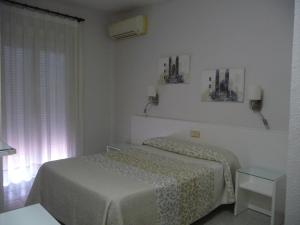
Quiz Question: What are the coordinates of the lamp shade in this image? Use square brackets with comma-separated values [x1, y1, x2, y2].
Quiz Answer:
[248, 85, 262, 100]
[147, 86, 156, 97]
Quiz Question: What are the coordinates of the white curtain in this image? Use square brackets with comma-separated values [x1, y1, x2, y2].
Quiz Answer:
[0, 3, 81, 186]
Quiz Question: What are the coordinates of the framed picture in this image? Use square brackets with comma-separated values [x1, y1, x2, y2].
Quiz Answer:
[201, 68, 245, 102]
[159, 55, 190, 84]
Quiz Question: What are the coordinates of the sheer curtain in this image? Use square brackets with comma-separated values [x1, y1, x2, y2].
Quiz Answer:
[0, 3, 81, 186]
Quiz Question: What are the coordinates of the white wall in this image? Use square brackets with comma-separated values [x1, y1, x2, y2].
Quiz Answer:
[286, 0, 300, 223]
[18, 0, 115, 154]
[113, 0, 294, 142]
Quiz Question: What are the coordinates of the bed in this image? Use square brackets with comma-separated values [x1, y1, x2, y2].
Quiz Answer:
[26, 137, 240, 225]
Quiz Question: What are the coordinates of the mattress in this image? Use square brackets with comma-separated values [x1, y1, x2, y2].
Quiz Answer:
[26, 142, 238, 225]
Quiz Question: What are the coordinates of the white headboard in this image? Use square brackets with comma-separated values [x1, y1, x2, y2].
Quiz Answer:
[131, 115, 288, 172]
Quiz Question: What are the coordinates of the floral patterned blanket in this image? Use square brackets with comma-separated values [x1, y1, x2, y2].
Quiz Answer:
[27, 138, 239, 225]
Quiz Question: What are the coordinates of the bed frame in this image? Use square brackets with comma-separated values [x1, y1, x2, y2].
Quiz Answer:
[131, 115, 288, 172]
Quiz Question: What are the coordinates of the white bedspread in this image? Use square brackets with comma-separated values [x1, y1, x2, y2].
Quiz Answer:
[26, 145, 237, 225]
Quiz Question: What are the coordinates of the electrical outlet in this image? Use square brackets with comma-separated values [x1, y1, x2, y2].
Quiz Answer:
[190, 130, 200, 138]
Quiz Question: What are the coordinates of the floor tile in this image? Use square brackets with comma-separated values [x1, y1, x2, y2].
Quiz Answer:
[193, 205, 270, 225]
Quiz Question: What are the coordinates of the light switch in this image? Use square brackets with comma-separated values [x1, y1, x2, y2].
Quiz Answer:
[190, 130, 200, 138]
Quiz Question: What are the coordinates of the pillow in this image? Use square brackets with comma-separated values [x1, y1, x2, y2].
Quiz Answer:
[143, 136, 239, 166]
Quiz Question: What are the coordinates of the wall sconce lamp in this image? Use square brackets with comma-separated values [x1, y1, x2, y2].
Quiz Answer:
[144, 86, 159, 115]
[248, 85, 270, 130]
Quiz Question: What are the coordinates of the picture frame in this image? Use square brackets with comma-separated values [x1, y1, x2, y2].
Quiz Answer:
[201, 68, 245, 102]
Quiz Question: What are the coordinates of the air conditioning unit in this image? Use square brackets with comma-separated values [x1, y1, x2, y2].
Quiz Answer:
[109, 15, 147, 40]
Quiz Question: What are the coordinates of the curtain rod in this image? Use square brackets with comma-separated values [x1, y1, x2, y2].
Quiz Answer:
[1, 0, 85, 22]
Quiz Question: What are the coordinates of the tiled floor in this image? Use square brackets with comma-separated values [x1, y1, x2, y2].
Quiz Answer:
[193, 205, 270, 225]
[2, 179, 34, 212]
[1, 181, 270, 225]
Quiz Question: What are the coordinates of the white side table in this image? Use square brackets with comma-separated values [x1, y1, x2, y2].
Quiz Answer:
[106, 143, 132, 152]
[234, 167, 285, 225]
[0, 141, 16, 212]
[0, 204, 59, 225]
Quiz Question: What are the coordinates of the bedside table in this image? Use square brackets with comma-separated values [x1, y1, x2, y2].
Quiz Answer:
[106, 143, 131, 152]
[234, 167, 286, 225]
[0, 204, 60, 225]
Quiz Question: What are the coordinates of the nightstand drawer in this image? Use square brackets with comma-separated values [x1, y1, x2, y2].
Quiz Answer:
[106, 143, 132, 152]
[238, 173, 274, 197]
[106, 145, 122, 152]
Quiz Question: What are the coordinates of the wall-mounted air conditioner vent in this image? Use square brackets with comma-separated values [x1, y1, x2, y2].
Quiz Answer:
[109, 15, 147, 40]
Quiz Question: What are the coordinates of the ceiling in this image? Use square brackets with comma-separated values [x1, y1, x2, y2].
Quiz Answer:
[62, 0, 169, 11]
